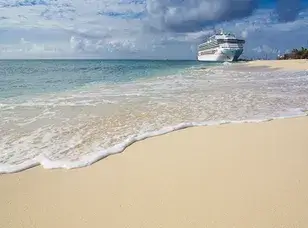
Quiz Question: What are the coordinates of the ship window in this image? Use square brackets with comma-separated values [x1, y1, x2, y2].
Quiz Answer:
[217, 39, 245, 44]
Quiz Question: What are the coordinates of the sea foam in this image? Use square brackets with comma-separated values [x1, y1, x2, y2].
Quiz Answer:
[0, 109, 307, 174]
[1, 62, 308, 174]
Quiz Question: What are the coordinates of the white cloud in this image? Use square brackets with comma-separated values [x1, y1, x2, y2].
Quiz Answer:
[0, 0, 306, 59]
[222, 9, 308, 59]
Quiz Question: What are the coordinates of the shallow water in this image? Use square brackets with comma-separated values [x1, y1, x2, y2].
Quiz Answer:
[0, 60, 308, 173]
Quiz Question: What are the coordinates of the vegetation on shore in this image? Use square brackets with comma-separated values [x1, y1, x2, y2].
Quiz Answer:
[278, 47, 308, 60]
[233, 47, 308, 62]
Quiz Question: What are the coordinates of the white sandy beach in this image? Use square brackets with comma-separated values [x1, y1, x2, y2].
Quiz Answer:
[1, 115, 308, 228]
[245, 59, 308, 70]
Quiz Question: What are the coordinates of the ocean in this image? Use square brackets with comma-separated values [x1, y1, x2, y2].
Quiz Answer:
[0, 60, 307, 173]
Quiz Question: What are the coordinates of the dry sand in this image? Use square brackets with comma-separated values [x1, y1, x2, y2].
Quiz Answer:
[246, 59, 308, 71]
[1, 116, 308, 228]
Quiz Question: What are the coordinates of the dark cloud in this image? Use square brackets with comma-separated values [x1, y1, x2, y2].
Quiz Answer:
[146, 0, 258, 32]
[276, 0, 302, 22]
[146, 0, 305, 33]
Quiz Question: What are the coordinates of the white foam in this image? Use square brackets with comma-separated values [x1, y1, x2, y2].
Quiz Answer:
[223, 62, 232, 66]
[1, 67, 308, 174]
[0, 110, 306, 174]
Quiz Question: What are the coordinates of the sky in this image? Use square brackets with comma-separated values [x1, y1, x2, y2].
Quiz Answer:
[0, 0, 307, 59]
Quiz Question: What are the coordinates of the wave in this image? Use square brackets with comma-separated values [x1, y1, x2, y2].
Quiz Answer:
[1, 61, 308, 174]
[1, 109, 306, 174]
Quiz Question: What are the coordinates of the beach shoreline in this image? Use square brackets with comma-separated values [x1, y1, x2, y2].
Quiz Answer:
[243, 59, 308, 71]
[1, 116, 308, 228]
[0, 110, 306, 174]
[0, 58, 308, 175]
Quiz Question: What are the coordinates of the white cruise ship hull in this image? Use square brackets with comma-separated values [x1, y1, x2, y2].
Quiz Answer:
[198, 48, 243, 62]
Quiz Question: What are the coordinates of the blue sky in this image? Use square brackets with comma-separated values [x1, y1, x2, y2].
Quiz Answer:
[0, 0, 307, 59]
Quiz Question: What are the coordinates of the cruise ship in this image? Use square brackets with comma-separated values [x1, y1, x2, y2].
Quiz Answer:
[197, 30, 245, 62]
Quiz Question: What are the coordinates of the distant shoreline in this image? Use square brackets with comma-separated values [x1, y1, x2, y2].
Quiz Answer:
[241, 59, 308, 71]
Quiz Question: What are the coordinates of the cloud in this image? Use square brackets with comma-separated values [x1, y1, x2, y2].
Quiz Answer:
[0, 37, 68, 58]
[276, 0, 302, 22]
[0, 0, 307, 59]
[146, 0, 258, 33]
[218, 8, 308, 59]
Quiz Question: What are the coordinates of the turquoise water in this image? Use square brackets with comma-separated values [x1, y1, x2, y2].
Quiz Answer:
[0, 60, 212, 99]
[0, 60, 307, 173]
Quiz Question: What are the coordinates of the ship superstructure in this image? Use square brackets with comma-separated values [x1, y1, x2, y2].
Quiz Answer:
[197, 30, 245, 62]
